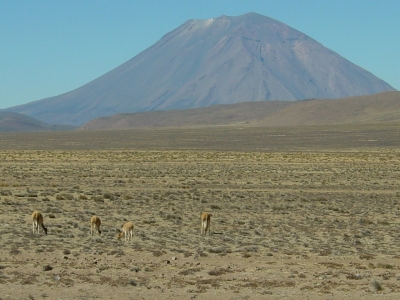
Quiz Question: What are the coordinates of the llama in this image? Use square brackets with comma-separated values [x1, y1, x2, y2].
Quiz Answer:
[32, 211, 47, 235]
[90, 216, 102, 236]
[201, 212, 212, 235]
[117, 222, 134, 242]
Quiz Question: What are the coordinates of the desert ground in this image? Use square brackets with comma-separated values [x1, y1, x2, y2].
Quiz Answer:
[1, 124, 400, 299]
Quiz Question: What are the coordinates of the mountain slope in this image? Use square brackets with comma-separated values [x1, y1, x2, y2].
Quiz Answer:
[7, 13, 395, 126]
[79, 91, 400, 129]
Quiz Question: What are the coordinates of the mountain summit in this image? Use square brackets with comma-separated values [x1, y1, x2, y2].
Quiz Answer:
[7, 12, 395, 126]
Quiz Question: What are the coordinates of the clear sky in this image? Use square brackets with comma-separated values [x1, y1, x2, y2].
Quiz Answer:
[1, 0, 399, 109]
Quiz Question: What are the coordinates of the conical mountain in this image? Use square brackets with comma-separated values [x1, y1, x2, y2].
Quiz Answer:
[7, 12, 395, 126]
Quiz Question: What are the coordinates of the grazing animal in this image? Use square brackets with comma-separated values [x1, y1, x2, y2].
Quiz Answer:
[117, 222, 134, 242]
[32, 211, 47, 235]
[90, 216, 102, 236]
[201, 212, 212, 235]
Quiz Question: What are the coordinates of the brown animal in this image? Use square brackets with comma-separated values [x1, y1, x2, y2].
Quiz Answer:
[117, 222, 134, 242]
[32, 211, 47, 235]
[201, 212, 212, 235]
[90, 216, 102, 236]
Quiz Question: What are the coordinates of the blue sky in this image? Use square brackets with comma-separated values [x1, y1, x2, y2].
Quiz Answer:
[1, 0, 399, 109]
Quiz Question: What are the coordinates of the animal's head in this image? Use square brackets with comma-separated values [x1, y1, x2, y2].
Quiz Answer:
[117, 232, 124, 239]
[43, 227, 48, 235]
[98, 229, 102, 235]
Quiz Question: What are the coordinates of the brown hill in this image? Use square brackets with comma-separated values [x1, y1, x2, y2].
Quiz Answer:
[79, 91, 400, 130]
[79, 101, 292, 130]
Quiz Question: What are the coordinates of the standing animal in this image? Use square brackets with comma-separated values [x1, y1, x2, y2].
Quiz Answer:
[32, 211, 47, 235]
[90, 216, 102, 236]
[201, 212, 212, 235]
[117, 222, 134, 242]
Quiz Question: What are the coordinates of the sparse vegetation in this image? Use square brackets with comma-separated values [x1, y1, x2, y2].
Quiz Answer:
[1, 126, 400, 298]
[43, 265, 53, 271]
[372, 280, 383, 291]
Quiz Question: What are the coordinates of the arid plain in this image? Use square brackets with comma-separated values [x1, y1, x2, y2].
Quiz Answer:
[1, 124, 400, 299]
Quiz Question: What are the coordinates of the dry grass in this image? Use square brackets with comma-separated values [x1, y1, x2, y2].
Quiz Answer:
[0, 122, 399, 151]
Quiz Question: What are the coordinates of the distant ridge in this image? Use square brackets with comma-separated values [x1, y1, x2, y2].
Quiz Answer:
[258, 91, 400, 126]
[0, 111, 75, 132]
[79, 91, 400, 130]
[6, 12, 396, 126]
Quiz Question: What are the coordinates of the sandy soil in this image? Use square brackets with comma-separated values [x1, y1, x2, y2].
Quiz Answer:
[1, 149, 400, 299]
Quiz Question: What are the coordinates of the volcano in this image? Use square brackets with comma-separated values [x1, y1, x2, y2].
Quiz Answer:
[6, 12, 395, 126]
